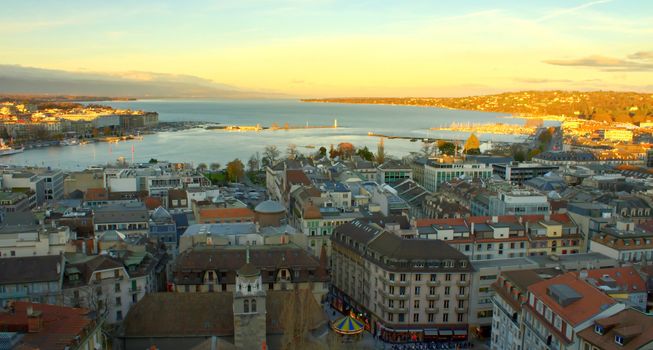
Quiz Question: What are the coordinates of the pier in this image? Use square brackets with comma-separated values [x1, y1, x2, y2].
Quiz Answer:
[206, 119, 339, 132]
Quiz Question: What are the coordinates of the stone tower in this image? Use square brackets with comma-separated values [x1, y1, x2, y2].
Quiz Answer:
[233, 247, 267, 349]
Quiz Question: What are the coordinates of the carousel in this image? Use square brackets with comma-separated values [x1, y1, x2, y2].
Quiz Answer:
[331, 312, 365, 342]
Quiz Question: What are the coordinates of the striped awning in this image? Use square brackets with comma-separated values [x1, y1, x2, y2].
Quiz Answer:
[332, 315, 365, 335]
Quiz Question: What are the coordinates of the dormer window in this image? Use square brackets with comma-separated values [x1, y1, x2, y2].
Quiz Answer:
[615, 335, 624, 345]
[595, 324, 604, 335]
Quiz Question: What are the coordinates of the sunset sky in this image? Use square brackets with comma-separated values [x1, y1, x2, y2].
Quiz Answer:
[1, 0, 652, 97]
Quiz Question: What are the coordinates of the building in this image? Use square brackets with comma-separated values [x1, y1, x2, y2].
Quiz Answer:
[647, 148, 653, 168]
[116, 288, 326, 350]
[0, 191, 32, 212]
[526, 214, 583, 256]
[577, 308, 653, 350]
[0, 224, 71, 258]
[567, 202, 613, 252]
[590, 219, 653, 263]
[149, 206, 178, 250]
[63, 169, 104, 197]
[521, 272, 625, 350]
[575, 267, 647, 311]
[195, 207, 255, 224]
[172, 245, 329, 304]
[604, 129, 634, 142]
[62, 245, 166, 324]
[491, 268, 563, 350]
[33, 168, 64, 201]
[0, 170, 45, 205]
[0, 255, 64, 306]
[377, 160, 413, 185]
[0, 301, 106, 350]
[331, 219, 473, 343]
[469, 258, 539, 337]
[422, 159, 492, 192]
[472, 190, 550, 217]
[493, 162, 559, 185]
[93, 202, 149, 234]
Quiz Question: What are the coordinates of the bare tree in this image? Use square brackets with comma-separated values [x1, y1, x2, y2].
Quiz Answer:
[376, 138, 386, 164]
[63, 285, 109, 320]
[263, 145, 281, 166]
[287, 144, 298, 159]
[247, 154, 260, 173]
[210, 162, 221, 172]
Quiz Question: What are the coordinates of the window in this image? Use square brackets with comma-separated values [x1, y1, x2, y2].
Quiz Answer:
[554, 316, 562, 330]
[415, 274, 421, 281]
[445, 274, 451, 281]
[428, 300, 435, 308]
[413, 313, 419, 322]
[388, 313, 394, 322]
[414, 300, 420, 308]
[114, 283, 121, 292]
[457, 313, 464, 322]
[429, 287, 436, 295]
[444, 300, 450, 309]
[398, 313, 405, 323]
[458, 300, 465, 308]
[594, 325, 604, 335]
[430, 274, 437, 281]
[116, 310, 122, 321]
[399, 287, 406, 295]
[443, 313, 449, 322]
[400, 274, 406, 281]
[115, 297, 121, 306]
[444, 286, 450, 295]
[460, 274, 466, 281]
[414, 286, 420, 295]
[428, 313, 435, 322]
[389, 273, 395, 281]
[615, 335, 624, 346]
[244, 300, 250, 313]
[251, 299, 257, 312]
[536, 300, 543, 314]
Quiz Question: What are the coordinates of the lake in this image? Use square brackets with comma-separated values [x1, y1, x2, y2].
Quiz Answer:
[1, 99, 534, 170]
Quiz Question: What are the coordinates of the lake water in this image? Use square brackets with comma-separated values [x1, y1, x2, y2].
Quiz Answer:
[1, 99, 533, 170]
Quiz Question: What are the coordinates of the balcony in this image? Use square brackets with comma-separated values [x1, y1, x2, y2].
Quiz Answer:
[426, 307, 439, 313]
[426, 294, 440, 300]
[129, 286, 142, 293]
[456, 280, 470, 287]
[427, 280, 441, 287]
[455, 294, 469, 301]
[390, 293, 410, 300]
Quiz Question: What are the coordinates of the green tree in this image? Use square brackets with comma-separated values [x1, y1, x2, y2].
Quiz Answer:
[210, 162, 221, 172]
[148, 158, 158, 164]
[438, 141, 456, 156]
[318, 146, 327, 158]
[197, 163, 208, 172]
[356, 146, 374, 161]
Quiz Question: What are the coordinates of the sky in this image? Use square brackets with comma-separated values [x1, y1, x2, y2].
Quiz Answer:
[1, 0, 652, 97]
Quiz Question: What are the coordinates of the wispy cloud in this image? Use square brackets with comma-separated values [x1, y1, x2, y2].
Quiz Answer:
[544, 52, 653, 71]
[535, 0, 612, 22]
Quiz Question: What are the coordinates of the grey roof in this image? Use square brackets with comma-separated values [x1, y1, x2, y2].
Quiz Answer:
[151, 206, 173, 222]
[0, 255, 61, 284]
[182, 223, 257, 237]
[93, 202, 148, 224]
[254, 200, 285, 214]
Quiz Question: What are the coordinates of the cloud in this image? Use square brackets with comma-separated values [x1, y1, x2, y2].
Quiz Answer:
[513, 78, 574, 84]
[628, 51, 653, 61]
[543, 53, 653, 71]
[535, 0, 613, 23]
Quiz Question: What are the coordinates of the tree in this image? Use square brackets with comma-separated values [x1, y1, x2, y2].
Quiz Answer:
[337, 142, 355, 160]
[287, 144, 298, 159]
[226, 159, 245, 182]
[148, 158, 158, 164]
[464, 133, 480, 152]
[329, 144, 341, 159]
[438, 141, 456, 156]
[247, 154, 260, 173]
[263, 145, 280, 166]
[420, 142, 434, 158]
[318, 146, 327, 158]
[356, 146, 374, 161]
[63, 285, 109, 321]
[210, 162, 221, 172]
[376, 138, 385, 164]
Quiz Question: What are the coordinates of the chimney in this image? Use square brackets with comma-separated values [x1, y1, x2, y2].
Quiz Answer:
[470, 222, 475, 235]
[27, 307, 43, 333]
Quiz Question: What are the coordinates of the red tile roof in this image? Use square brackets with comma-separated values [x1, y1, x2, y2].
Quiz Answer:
[143, 196, 162, 210]
[0, 302, 97, 350]
[574, 266, 646, 293]
[199, 207, 255, 220]
[528, 272, 617, 326]
[285, 169, 311, 187]
[84, 187, 108, 201]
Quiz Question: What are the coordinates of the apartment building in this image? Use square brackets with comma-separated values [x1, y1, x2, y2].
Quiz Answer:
[492, 162, 559, 185]
[422, 159, 492, 192]
[590, 219, 653, 263]
[331, 219, 473, 343]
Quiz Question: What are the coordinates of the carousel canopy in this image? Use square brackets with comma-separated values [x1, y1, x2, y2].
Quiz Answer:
[331, 315, 365, 335]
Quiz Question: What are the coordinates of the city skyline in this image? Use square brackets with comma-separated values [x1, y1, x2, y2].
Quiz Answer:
[2, 0, 652, 97]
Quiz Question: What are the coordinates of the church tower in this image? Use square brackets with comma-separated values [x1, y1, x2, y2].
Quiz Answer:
[233, 247, 267, 349]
